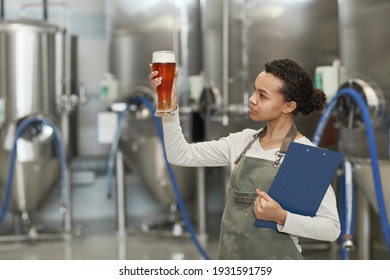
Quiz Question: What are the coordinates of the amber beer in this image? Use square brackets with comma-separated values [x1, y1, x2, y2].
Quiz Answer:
[152, 51, 176, 116]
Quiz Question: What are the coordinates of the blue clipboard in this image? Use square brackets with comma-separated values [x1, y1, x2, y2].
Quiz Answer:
[254, 142, 343, 229]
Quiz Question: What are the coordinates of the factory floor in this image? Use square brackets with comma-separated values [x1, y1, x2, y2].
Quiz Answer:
[0, 175, 349, 260]
[0, 219, 342, 260]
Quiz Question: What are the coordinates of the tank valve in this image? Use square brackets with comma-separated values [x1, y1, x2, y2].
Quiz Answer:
[342, 234, 354, 251]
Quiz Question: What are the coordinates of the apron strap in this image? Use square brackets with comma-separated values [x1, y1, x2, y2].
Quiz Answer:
[234, 123, 298, 166]
[273, 123, 298, 167]
[234, 129, 264, 165]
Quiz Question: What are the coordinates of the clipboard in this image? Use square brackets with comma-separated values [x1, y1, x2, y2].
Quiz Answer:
[254, 142, 343, 229]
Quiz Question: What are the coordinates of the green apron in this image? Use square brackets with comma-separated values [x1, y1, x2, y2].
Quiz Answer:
[218, 124, 303, 260]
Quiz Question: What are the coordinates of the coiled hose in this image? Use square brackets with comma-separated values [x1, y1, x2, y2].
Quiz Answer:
[312, 87, 390, 253]
[106, 96, 211, 260]
[0, 117, 68, 225]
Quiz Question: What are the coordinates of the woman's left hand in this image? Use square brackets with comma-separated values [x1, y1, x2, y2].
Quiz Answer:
[254, 189, 287, 225]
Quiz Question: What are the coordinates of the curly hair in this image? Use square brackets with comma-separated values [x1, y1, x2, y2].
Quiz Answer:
[265, 59, 326, 116]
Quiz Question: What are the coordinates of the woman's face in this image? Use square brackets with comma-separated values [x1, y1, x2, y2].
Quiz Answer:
[248, 71, 289, 122]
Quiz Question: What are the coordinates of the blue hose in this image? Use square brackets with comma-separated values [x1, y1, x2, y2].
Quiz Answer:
[312, 87, 390, 252]
[0, 117, 68, 225]
[106, 96, 211, 260]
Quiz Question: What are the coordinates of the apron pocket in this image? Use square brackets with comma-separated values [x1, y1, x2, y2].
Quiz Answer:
[220, 187, 256, 237]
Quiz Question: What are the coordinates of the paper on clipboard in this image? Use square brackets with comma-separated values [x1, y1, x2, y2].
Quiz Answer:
[254, 142, 343, 229]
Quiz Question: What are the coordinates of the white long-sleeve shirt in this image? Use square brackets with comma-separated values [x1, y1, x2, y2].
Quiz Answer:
[162, 110, 341, 247]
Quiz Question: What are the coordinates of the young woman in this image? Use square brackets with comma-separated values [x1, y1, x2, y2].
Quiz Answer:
[149, 58, 340, 259]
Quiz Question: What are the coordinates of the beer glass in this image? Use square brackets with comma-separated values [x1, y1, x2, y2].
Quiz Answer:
[152, 51, 176, 116]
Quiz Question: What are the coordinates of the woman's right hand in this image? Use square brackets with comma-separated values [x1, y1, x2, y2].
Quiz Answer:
[149, 64, 179, 112]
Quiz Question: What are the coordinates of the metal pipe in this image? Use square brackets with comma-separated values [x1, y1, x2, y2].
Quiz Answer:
[196, 167, 207, 241]
[172, 1, 189, 106]
[61, 112, 72, 234]
[63, 163, 72, 234]
[179, 1, 189, 105]
[65, 23, 72, 98]
[357, 188, 371, 259]
[116, 149, 126, 238]
[172, 1, 180, 64]
[1, 0, 4, 20]
[222, 0, 229, 126]
[240, 0, 249, 114]
[42, 28, 49, 112]
[43, 0, 48, 21]
[105, 0, 113, 71]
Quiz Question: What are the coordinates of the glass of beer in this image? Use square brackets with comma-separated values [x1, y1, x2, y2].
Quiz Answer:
[152, 51, 176, 117]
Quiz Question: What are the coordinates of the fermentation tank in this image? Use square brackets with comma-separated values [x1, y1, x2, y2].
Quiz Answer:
[338, 0, 390, 159]
[200, 0, 340, 141]
[109, 0, 201, 206]
[338, 0, 390, 258]
[0, 18, 76, 227]
[117, 96, 196, 205]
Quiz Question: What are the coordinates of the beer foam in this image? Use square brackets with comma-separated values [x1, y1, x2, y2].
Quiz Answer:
[152, 51, 176, 63]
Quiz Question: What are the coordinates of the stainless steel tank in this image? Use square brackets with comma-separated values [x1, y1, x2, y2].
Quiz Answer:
[0, 19, 62, 214]
[109, 0, 201, 205]
[338, 0, 390, 159]
[338, 0, 390, 259]
[119, 106, 195, 205]
[201, 0, 340, 140]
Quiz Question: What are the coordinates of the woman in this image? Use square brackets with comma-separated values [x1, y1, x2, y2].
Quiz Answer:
[149, 58, 340, 260]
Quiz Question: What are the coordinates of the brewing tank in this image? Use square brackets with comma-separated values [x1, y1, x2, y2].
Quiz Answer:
[0, 19, 63, 214]
[108, 0, 201, 205]
[201, 0, 339, 140]
[338, 0, 390, 159]
[337, 1, 390, 256]
[118, 108, 195, 205]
